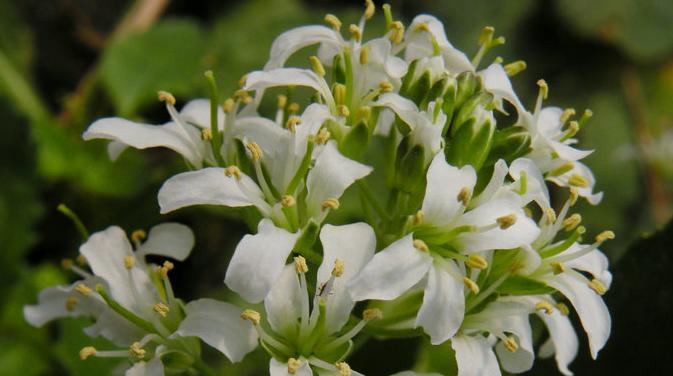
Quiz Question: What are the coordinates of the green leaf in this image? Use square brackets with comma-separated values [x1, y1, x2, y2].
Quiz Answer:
[101, 19, 207, 116]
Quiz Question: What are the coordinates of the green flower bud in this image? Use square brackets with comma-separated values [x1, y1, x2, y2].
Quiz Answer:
[408, 70, 432, 106]
[485, 126, 532, 166]
[454, 71, 482, 110]
[444, 106, 495, 171]
[441, 76, 458, 135]
[341, 120, 370, 159]
[395, 141, 427, 193]
[423, 74, 450, 108]
[450, 92, 493, 137]
[399, 59, 419, 97]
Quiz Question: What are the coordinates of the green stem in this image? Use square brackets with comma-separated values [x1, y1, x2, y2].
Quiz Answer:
[57, 204, 90, 240]
[0, 49, 51, 123]
[204, 71, 226, 166]
[95, 285, 158, 334]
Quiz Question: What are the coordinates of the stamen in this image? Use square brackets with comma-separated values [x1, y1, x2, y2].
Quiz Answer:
[65, 297, 78, 311]
[294, 256, 309, 274]
[153, 302, 170, 318]
[131, 229, 146, 244]
[75, 283, 92, 296]
[364, 0, 375, 20]
[322, 198, 340, 211]
[288, 358, 302, 374]
[359, 45, 369, 65]
[579, 109, 593, 126]
[224, 165, 242, 181]
[277, 95, 287, 109]
[61, 258, 74, 270]
[76, 255, 87, 266]
[129, 342, 146, 360]
[496, 214, 517, 229]
[560, 108, 576, 125]
[79, 346, 97, 360]
[588, 279, 607, 295]
[413, 210, 424, 226]
[388, 21, 404, 44]
[157, 91, 176, 106]
[201, 128, 213, 141]
[379, 80, 393, 93]
[156, 260, 174, 279]
[286, 116, 302, 132]
[234, 89, 253, 104]
[457, 187, 471, 206]
[465, 254, 488, 269]
[332, 259, 345, 277]
[356, 106, 371, 123]
[336, 361, 352, 376]
[413, 239, 429, 253]
[563, 214, 582, 231]
[550, 261, 566, 275]
[504, 60, 526, 76]
[560, 121, 579, 141]
[463, 277, 480, 294]
[544, 207, 557, 225]
[309, 56, 326, 77]
[223, 98, 235, 113]
[246, 142, 263, 161]
[568, 174, 589, 188]
[282, 195, 296, 208]
[288, 102, 301, 114]
[124, 255, 136, 269]
[316, 128, 331, 145]
[537, 79, 548, 100]
[548, 162, 575, 177]
[556, 302, 570, 316]
[337, 105, 350, 117]
[569, 188, 579, 206]
[535, 300, 554, 315]
[596, 230, 615, 243]
[478, 26, 495, 45]
[238, 74, 248, 88]
[349, 24, 362, 42]
[241, 309, 261, 325]
[503, 336, 518, 352]
[324, 14, 342, 31]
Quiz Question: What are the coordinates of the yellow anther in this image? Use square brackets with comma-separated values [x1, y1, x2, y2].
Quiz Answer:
[596, 230, 615, 243]
[466, 254, 488, 269]
[357, 106, 372, 123]
[457, 187, 471, 206]
[555, 302, 570, 316]
[560, 108, 576, 124]
[588, 278, 607, 295]
[413, 22, 430, 33]
[379, 80, 394, 93]
[286, 116, 302, 132]
[76, 255, 87, 266]
[224, 165, 242, 181]
[544, 207, 557, 225]
[337, 105, 350, 117]
[332, 259, 345, 277]
[75, 283, 92, 296]
[238, 74, 248, 88]
[61, 258, 74, 270]
[277, 94, 288, 109]
[65, 296, 78, 311]
[359, 45, 369, 65]
[336, 361, 352, 376]
[478, 26, 495, 45]
[463, 277, 480, 294]
[233, 89, 252, 105]
[504, 60, 527, 76]
[524, 207, 533, 218]
[321, 198, 341, 211]
[334, 83, 346, 105]
[156, 260, 174, 278]
[550, 261, 566, 275]
[124, 255, 136, 269]
[503, 336, 518, 352]
[363, 308, 383, 321]
[281, 195, 296, 208]
[153, 302, 170, 318]
[413, 210, 424, 226]
[496, 214, 517, 229]
[569, 188, 579, 206]
[549, 162, 575, 177]
[309, 56, 326, 77]
[246, 142, 263, 161]
[537, 79, 548, 100]
[79, 346, 97, 360]
[389, 21, 405, 44]
[294, 256, 309, 274]
[568, 174, 589, 188]
[131, 229, 147, 243]
[413, 239, 429, 253]
[201, 128, 213, 141]
[535, 300, 554, 315]
[324, 14, 342, 31]
[223, 98, 235, 113]
[316, 128, 331, 145]
[287, 358, 302, 374]
[288, 102, 301, 114]
[241, 309, 261, 325]
[129, 342, 146, 360]
[563, 214, 582, 231]
[157, 91, 176, 105]
[565, 121, 580, 138]
[364, 0, 375, 20]
[349, 24, 362, 42]
[493, 56, 504, 64]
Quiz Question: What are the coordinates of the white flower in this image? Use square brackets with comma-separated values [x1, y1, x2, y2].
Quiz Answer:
[224, 223, 376, 375]
[404, 15, 473, 74]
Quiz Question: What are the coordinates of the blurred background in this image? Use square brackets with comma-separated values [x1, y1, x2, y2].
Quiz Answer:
[1, 0, 672, 374]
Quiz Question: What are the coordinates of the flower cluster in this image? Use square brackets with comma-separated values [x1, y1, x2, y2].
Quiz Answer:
[26, 2, 613, 375]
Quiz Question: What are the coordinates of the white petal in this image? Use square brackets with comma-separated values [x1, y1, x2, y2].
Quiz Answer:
[563, 245, 612, 288]
[23, 280, 104, 327]
[84, 307, 146, 346]
[265, 265, 302, 337]
[422, 153, 476, 227]
[537, 309, 579, 375]
[415, 263, 464, 344]
[80, 226, 154, 313]
[265, 25, 342, 70]
[471, 159, 508, 207]
[305, 141, 372, 218]
[137, 223, 194, 261]
[548, 161, 603, 205]
[157, 167, 262, 214]
[451, 335, 501, 376]
[179, 99, 224, 130]
[494, 315, 535, 374]
[246, 68, 331, 103]
[107, 140, 128, 160]
[456, 194, 540, 252]
[83, 118, 203, 167]
[125, 357, 164, 376]
[225, 219, 300, 303]
[372, 93, 428, 131]
[374, 108, 395, 136]
[176, 298, 258, 362]
[317, 223, 376, 333]
[542, 271, 611, 359]
[270, 358, 313, 376]
[405, 15, 473, 73]
[509, 158, 550, 210]
[348, 234, 433, 301]
[480, 63, 524, 114]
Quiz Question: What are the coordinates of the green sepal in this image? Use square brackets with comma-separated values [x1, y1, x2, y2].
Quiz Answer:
[454, 71, 482, 110]
[450, 92, 493, 137]
[423, 75, 450, 109]
[314, 339, 353, 363]
[395, 143, 426, 193]
[331, 53, 346, 84]
[160, 350, 195, 371]
[485, 126, 532, 166]
[399, 59, 419, 97]
[340, 120, 370, 159]
[496, 275, 556, 295]
[441, 76, 458, 135]
[444, 107, 495, 171]
[408, 70, 432, 106]
[293, 219, 320, 254]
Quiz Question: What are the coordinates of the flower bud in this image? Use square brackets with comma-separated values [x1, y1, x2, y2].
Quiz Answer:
[444, 102, 495, 171]
[395, 141, 427, 194]
[484, 126, 532, 166]
[454, 71, 482, 110]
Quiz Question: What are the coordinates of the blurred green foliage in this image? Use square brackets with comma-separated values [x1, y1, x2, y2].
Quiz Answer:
[1, 0, 672, 374]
